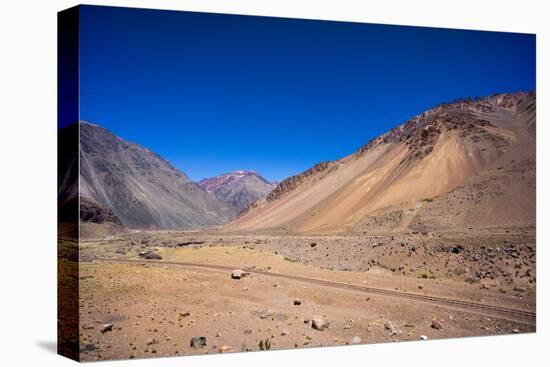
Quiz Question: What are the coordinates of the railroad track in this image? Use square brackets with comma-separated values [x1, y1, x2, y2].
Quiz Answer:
[95, 258, 536, 326]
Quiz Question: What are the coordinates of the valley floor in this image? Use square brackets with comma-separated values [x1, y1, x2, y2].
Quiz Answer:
[71, 228, 535, 361]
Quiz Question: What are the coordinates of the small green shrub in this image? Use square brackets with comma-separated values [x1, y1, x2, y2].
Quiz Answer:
[259, 338, 271, 351]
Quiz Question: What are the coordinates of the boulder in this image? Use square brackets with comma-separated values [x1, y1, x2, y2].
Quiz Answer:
[431, 319, 442, 330]
[384, 321, 402, 335]
[311, 317, 329, 331]
[147, 338, 159, 345]
[100, 323, 113, 333]
[219, 345, 234, 353]
[190, 336, 207, 349]
[231, 269, 249, 279]
[139, 251, 162, 260]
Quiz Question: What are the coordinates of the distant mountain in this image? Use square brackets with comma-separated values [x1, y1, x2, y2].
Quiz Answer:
[228, 91, 536, 234]
[77, 121, 233, 229]
[199, 170, 276, 215]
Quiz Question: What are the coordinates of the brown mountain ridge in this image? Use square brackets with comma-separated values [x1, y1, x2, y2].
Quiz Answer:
[228, 91, 535, 234]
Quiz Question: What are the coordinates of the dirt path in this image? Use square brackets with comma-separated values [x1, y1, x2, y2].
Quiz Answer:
[93, 258, 535, 326]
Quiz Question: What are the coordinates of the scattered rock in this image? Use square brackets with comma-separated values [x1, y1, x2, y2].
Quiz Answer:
[512, 329, 520, 333]
[384, 321, 395, 331]
[344, 325, 351, 330]
[384, 321, 401, 336]
[147, 338, 159, 345]
[420, 335, 428, 340]
[351, 336, 362, 344]
[431, 319, 442, 330]
[258, 310, 274, 319]
[179, 311, 190, 318]
[219, 345, 234, 353]
[451, 245, 464, 254]
[190, 336, 207, 349]
[310, 242, 317, 248]
[281, 330, 289, 336]
[418, 284, 424, 289]
[293, 299, 302, 306]
[100, 323, 113, 333]
[231, 269, 248, 279]
[312, 317, 329, 331]
[139, 251, 162, 260]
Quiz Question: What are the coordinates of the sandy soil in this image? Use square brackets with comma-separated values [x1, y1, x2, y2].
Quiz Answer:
[74, 229, 535, 361]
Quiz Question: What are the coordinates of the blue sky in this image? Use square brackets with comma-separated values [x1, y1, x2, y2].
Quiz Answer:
[78, 5, 535, 182]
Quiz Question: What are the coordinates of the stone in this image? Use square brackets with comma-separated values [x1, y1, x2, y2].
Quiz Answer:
[219, 345, 234, 353]
[258, 310, 273, 319]
[384, 321, 395, 331]
[231, 269, 248, 279]
[281, 330, 289, 336]
[418, 284, 424, 289]
[190, 336, 207, 349]
[147, 338, 159, 345]
[351, 336, 362, 344]
[384, 321, 402, 335]
[100, 323, 113, 333]
[431, 319, 442, 330]
[139, 251, 162, 260]
[293, 299, 302, 306]
[420, 335, 428, 340]
[312, 317, 329, 331]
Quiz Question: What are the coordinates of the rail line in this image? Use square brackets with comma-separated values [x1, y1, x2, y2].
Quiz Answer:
[95, 258, 536, 326]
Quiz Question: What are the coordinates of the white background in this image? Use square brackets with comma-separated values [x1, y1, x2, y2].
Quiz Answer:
[0, 0, 547, 365]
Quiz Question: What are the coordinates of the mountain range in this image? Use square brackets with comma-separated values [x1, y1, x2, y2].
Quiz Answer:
[59, 91, 535, 233]
[228, 91, 536, 234]
[199, 170, 276, 216]
[67, 122, 274, 229]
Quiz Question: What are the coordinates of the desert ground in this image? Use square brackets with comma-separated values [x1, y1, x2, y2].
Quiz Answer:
[66, 226, 535, 361]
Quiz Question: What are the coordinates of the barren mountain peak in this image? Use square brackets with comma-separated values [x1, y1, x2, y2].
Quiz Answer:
[228, 91, 535, 234]
[76, 121, 232, 229]
[199, 170, 276, 216]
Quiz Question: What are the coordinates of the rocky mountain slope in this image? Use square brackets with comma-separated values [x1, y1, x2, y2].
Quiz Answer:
[199, 170, 276, 215]
[78, 122, 233, 229]
[228, 91, 536, 234]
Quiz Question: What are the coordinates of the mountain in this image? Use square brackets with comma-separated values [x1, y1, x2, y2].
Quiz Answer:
[78, 121, 233, 229]
[199, 170, 276, 215]
[227, 91, 536, 234]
